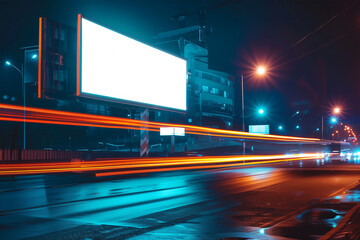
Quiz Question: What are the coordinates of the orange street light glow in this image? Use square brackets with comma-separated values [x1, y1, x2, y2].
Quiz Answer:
[256, 66, 266, 75]
[334, 107, 340, 114]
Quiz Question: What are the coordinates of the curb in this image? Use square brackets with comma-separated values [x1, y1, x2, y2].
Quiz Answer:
[319, 202, 360, 240]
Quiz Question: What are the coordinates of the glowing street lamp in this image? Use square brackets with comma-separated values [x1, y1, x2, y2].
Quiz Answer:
[4, 55, 37, 150]
[240, 65, 267, 154]
[258, 108, 264, 114]
[290, 111, 300, 118]
[256, 66, 266, 75]
[333, 107, 340, 114]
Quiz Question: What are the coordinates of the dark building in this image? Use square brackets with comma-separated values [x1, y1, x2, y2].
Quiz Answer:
[184, 40, 235, 129]
[5, 17, 235, 151]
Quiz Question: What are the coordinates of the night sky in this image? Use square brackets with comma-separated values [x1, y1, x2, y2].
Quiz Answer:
[1, 0, 360, 133]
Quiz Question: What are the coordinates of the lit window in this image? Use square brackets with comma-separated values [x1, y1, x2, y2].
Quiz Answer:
[202, 86, 209, 92]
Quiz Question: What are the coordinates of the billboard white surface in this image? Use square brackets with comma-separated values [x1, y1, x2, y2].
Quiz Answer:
[249, 125, 270, 134]
[80, 18, 187, 110]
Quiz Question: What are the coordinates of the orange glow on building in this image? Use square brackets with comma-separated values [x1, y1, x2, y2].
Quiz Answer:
[76, 14, 81, 96]
[38, 17, 42, 98]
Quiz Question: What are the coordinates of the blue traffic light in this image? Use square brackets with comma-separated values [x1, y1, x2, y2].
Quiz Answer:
[278, 125, 283, 130]
[331, 117, 337, 123]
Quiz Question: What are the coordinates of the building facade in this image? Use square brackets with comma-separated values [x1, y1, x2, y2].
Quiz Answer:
[184, 40, 235, 129]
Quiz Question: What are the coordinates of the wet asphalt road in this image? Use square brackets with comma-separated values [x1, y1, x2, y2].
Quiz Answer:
[1, 158, 360, 240]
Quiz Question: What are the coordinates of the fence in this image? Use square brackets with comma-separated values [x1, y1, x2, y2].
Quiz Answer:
[0, 149, 88, 162]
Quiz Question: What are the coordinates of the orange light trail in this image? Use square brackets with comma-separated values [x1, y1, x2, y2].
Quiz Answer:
[0, 153, 322, 176]
[38, 17, 42, 98]
[0, 104, 319, 142]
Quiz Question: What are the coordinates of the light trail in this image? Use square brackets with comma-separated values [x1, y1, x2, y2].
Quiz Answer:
[0, 103, 319, 142]
[0, 153, 322, 176]
[95, 157, 313, 177]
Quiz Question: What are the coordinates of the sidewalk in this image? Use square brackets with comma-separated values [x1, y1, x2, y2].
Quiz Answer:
[321, 185, 360, 240]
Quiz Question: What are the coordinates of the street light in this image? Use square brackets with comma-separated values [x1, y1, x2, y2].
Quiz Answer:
[5, 55, 38, 150]
[256, 66, 266, 75]
[5, 56, 38, 149]
[290, 111, 300, 118]
[333, 107, 340, 114]
[5, 60, 22, 76]
[5, 60, 25, 150]
[125, 108, 133, 152]
[278, 125, 283, 130]
[240, 65, 267, 155]
[321, 107, 342, 139]
[258, 108, 264, 114]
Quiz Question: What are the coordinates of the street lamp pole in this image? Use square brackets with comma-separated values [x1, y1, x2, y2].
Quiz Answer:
[321, 108, 341, 140]
[22, 64, 25, 150]
[199, 89, 202, 126]
[6, 55, 37, 150]
[6, 61, 25, 149]
[240, 66, 267, 155]
[321, 115, 324, 139]
[125, 108, 133, 152]
[241, 74, 245, 155]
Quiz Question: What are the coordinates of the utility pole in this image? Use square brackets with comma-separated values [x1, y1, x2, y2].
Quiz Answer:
[241, 74, 245, 155]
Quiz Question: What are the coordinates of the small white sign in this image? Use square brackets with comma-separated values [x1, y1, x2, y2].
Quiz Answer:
[174, 127, 185, 136]
[249, 125, 270, 134]
[160, 127, 185, 136]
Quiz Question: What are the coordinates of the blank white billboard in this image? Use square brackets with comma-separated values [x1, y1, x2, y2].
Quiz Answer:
[80, 18, 187, 110]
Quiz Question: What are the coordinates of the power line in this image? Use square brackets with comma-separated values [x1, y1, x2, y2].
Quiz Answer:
[290, 0, 359, 48]
[275, 23, 360, 69]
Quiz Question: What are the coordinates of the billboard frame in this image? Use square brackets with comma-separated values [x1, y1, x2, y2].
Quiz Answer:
[76, 14, 188, 113]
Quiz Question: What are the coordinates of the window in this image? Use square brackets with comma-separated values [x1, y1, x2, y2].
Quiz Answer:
[54, 70, 58, 80]
[60, 29, 65, 41]
[202, 86, 209, 92]
[59, 70, 64, 82]
[210, 88, 219, 94]
[55, 27, 59, 39]
[224, 91, 227, 98]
